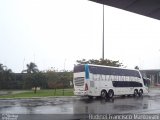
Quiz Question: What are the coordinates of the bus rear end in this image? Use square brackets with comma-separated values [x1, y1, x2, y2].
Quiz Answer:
[73, 64, 89, 96]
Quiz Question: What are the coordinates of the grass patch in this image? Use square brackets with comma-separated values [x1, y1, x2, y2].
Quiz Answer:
[0, 89, 74, 99]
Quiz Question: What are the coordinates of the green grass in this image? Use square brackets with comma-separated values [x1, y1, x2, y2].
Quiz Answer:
[0, 89, 74, 99]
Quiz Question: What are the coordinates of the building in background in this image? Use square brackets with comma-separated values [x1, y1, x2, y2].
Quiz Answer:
[140, 69, 160, 86]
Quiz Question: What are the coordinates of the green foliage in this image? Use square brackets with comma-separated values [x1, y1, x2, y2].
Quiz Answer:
[22, 62, 49, 93]
[0, 62, 74, 90]
[22, 74, 32, 89]
[76, 58, 123, 67]
[0, 63, 14, 89]
[45, 70, 73, 89]
[32, 72, 48, 89]
[22, 73, 47, 89]
[22, 62, 39, 73]
[0, 89, 74, 98]
[134, 66, 139, 70]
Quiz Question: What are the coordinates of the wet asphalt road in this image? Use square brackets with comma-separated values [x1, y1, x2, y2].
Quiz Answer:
[0, 89, 160, 120]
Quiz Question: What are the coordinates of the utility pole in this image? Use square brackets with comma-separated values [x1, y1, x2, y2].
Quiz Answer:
[102, 4, 104, 60]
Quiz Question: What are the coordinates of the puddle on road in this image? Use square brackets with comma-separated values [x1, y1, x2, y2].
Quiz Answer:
[0, 105, 74, 114]
[73, 97, 160, 114]
[0, 99, 74, 114]
[34, 105, 73, 114]
[1, 96, 160, 114]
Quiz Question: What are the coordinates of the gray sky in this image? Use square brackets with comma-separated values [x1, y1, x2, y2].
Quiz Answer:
[0, 0, 160, 73]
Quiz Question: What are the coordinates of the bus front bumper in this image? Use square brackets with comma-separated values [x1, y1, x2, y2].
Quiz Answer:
[74, 91, 88, 96]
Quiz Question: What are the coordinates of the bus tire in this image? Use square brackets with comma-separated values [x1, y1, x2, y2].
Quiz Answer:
[138, 89, 143, 97]
[134, 89, 138, 97]
[101, 90, 107, 99]
[108, 90, 114, 98]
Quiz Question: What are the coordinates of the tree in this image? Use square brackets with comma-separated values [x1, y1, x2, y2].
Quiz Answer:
[22, 62, 39, 73]
[134, 66, 139, 70]
[45, 70, 59, 89]
[45, 70, 73, 89]
[0, 63, 13, 89]
[0, 64, 4, 72]
[32, 72, 47, 93]
[22, 62, 40, 93]
[0, 63, 5, 89]
[76, 58, 123, 67]
[4, 68, 13, 89]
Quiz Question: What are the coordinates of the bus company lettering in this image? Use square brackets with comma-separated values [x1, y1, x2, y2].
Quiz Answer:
[92, 74, 140, 82]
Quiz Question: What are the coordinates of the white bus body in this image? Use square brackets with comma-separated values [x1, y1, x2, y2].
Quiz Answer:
[73, 64, 148, 98]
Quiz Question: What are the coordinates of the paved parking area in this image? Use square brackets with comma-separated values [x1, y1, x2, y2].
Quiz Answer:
[0, 88, 160, 120]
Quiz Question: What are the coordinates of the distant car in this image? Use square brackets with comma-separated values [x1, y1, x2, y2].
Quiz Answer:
[155, 83, 160, 86]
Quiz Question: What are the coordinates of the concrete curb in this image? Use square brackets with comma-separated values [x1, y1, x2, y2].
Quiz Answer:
[0, 96, 80, 100]
[0, 94, 154, 100]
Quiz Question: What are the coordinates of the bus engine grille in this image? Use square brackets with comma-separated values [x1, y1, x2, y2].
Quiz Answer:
[74, 77, 84, 86]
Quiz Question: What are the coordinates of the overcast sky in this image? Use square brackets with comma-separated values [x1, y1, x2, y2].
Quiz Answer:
[0, 0, 160, 73]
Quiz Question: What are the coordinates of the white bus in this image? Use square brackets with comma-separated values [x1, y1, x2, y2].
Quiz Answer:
[73, 64, 148, 99]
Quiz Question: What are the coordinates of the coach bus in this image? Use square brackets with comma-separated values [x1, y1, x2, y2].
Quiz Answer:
[73, 64, 148, 99]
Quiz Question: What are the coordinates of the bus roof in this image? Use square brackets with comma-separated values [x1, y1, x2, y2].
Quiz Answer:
[76, 64, 139, 71]
[74, 64, 141, 78]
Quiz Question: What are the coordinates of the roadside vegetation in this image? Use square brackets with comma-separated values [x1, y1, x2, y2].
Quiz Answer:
[0, 89, 74, 98]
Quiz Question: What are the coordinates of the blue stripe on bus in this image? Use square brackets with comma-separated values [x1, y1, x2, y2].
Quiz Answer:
[85, 64, 89, 80]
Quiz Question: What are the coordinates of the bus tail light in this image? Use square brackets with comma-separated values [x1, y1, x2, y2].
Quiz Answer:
[85, 83, 88, 91]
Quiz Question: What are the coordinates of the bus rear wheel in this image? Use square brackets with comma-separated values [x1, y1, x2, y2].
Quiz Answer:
[138, 89, 143, 97]
[101, 90, 107, 99]
[134, 89, 138, 97]
[108, 90, 114, 98]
